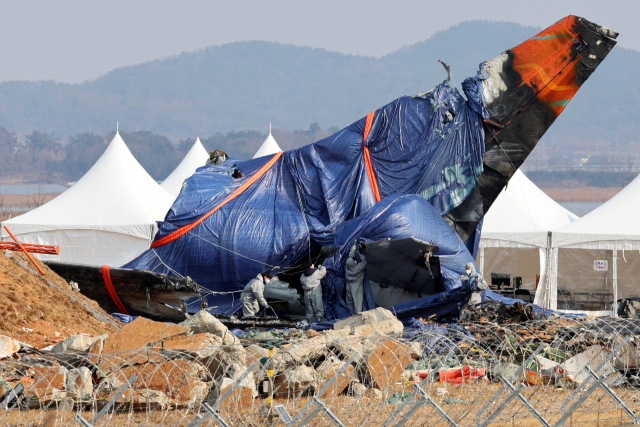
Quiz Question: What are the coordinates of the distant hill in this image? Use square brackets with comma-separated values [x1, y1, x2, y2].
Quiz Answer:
[0, 20, 638, 144]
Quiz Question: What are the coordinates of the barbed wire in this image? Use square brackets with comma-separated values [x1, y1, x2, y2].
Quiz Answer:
[2, 316, 640, 426]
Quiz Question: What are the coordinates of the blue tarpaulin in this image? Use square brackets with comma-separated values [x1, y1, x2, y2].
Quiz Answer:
[125, 76, 487, 320]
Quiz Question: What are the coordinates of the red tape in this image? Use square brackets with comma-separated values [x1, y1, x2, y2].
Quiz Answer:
[101, 265, 129, 315]
[362, 111, 381, 202]
[152, 151, 283, 248]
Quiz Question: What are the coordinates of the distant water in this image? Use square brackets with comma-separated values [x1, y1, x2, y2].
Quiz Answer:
[0, 184, 69, 194]
[560, 202, 603, 217]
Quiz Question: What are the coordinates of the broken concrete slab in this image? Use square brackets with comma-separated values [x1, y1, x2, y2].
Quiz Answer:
[86, 334, 107, 367]
[327, 318, 404, 339]
[208, 377, 254, 410]
[52, 334, 103, 354]
[28, 363, 67, 398]
[0, 335, 20, 359]
[162, 332, 222, 355]
[334, 307, 397, 331]
[274, 365, 316, 398]
[180, 311, 239, 346]
[99, 317, 190, 375]
[53, 334, 108, 365]
[315, 355, 354, 396]
[109, 358, 210, 406]
[66, 367, 93, 400]
[349, 382, 367, 396]
[364, 388, 383, 399]
[109, 388, 170, 410]
[272, 340, 326, 371]
[362, 338, 412, 390]
[407, 342, 424, 360]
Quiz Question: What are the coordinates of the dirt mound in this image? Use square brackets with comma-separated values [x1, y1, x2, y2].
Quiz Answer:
[0, 250, 121, 349]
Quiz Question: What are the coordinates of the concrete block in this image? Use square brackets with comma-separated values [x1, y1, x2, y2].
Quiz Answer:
[66, 367, 93, 400]
[0, 335, 21, 359]
[334, 307, 397, 330]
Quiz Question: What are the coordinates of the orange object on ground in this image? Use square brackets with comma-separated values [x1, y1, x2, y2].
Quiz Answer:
[3, 226, 45, 275]
[0, 241, 59, 255]
[101, 265, 129, 315]
[362, 111, 381, 203]
[438, 365, 487, 383]
[152, 151, 283, 248]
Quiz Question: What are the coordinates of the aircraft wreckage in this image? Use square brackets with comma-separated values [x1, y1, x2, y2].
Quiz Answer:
[48, 15, 618, 322]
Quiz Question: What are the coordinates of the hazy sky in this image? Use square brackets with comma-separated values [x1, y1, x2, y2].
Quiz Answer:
[0, 0, 636, 83]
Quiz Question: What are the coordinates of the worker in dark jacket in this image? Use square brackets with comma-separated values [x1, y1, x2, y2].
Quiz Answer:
[241, 272, 271, 317]
[300, 260, 326, 324]
[345, 244, 367, 314]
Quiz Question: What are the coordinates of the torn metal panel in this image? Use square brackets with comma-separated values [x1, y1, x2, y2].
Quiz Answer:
[44, 262, 200, 321]
[322, 237, 442, 306]
[445, 15, 618, 241]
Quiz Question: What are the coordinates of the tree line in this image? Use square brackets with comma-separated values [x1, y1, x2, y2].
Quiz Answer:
[0, 123, 338, 183]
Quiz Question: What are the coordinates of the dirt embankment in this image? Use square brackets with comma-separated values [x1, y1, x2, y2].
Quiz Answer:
[541, 186, 621, 203]
[0, 250, 121, 349]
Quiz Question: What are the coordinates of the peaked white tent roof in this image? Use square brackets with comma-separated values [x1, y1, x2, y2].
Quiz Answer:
[482, 170, 578, 247]
[553, 172, 640, 249]
[1, 132, 174, 266]
[253, 125, 282, 159]
[161, 138, 209, 198]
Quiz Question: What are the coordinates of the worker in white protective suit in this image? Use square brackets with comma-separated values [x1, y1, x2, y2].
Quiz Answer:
[345, 244, 367, 314]
[300, 260, 326, 324]
[241, 272, 272, 317]
[460, 262, 488, 306]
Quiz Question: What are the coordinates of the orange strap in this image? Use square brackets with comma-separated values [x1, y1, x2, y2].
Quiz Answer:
[101, 265, 129, 315]
[152, 151, 284, 248]
[362, 111, 381, 202]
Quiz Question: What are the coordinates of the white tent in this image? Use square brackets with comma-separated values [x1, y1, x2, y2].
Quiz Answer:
[1, 132, 174, 267]
[253, 124, 282, 158]
[478, 170, 578, 302]
[543, 173, 640, 314]
[161, 138, 208, 198]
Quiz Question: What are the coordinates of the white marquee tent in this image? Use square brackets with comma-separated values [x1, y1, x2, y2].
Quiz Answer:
[161, 138, 209, 198]
[478, 170, 578, 303]
[253, 124, 282, 159]
[542, 172, 640, 315]
[1, 132, 174, 267]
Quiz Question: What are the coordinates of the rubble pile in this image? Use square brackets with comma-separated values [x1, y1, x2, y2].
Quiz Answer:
[460, 299, 542, 324]
[0, 308, 414, 411]
[2, 305, 640, 423]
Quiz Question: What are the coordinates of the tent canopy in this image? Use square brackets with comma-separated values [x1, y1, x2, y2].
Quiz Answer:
[253, 126, 282, 159]
[553, 172, 640, 249]
[482, 170, 578, 247]
[161, 138, 209, 198]
[1, 132, 174, 266]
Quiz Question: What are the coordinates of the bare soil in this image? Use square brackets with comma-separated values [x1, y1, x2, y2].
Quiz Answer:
[0, 251, 120, 349]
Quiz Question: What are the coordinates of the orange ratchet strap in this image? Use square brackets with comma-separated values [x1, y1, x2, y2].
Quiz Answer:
[101, 265, 129, 315]
[152, 151, 284, 248]
[362, 111, 381, 202]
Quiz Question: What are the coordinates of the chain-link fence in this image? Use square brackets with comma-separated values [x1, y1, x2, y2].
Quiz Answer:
[3, 316, 640, 426]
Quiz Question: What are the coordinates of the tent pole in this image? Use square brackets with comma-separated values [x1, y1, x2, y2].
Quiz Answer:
[613, 248, 618, 317]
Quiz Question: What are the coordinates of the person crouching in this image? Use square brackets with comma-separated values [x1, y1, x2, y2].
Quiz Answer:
[241, 272, 272, 317]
